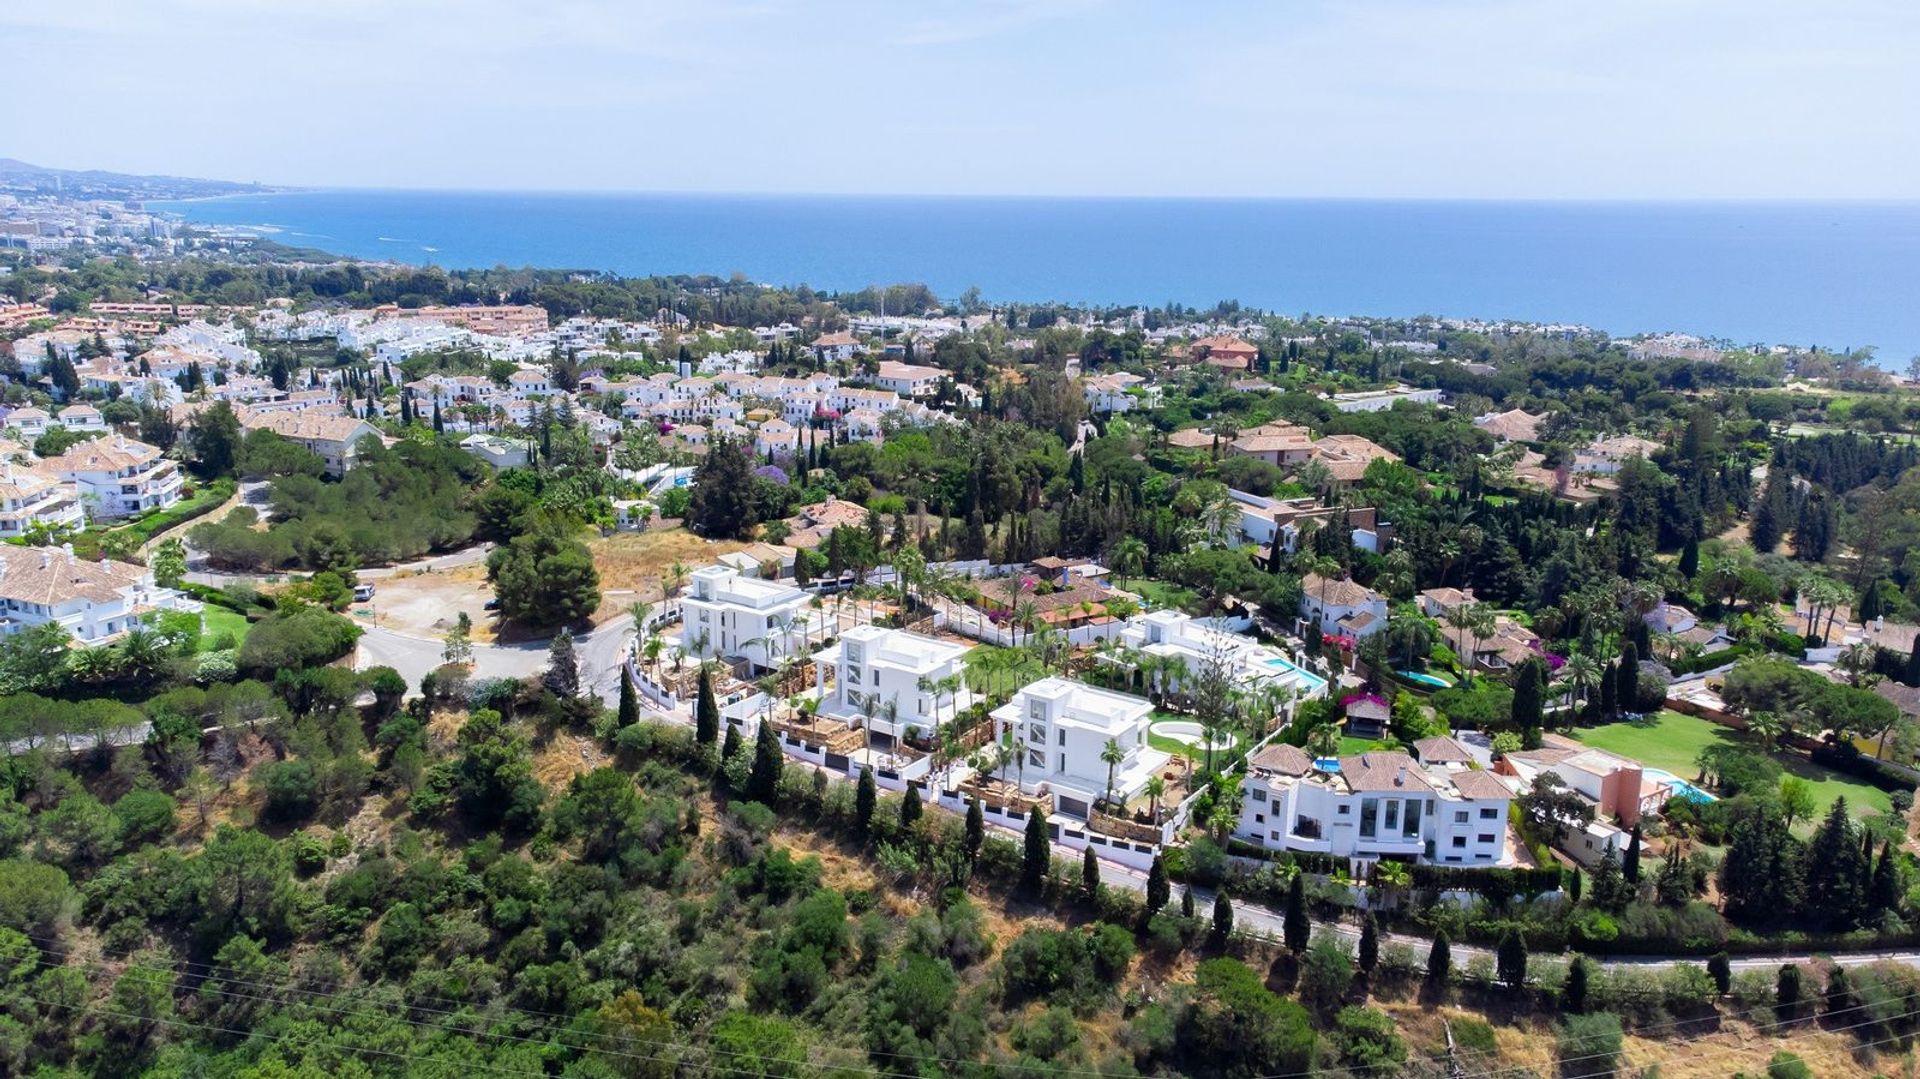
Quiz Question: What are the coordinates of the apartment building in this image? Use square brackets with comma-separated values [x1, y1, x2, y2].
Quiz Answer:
[0, 544, 198, 644]
[0, 460, 84, 537]
[40, 435, 181, 520]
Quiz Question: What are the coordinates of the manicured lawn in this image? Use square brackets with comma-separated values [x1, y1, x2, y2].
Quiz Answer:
[1570, 710, 1893, 820]
[1570, 710, 1737, 776]
[1339, 736, 1387, 756]
[199, 607, 251, 650]
[1115, 577, 1197, 614]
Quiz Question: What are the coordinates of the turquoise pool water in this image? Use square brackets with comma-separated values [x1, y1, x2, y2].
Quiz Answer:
[1645, 767, 1717, 803]
[1397, 670, 1451, 689]
[1262, 655, 1329, 697]
[1313, 757, 1342, 773]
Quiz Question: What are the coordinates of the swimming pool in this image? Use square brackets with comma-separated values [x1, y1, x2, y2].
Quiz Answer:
[1262, 655, 1329, 698]
[1645, 767, 1717, 803]
[1397, 670, 1451, 689]
[1313, 757, 1342, 773]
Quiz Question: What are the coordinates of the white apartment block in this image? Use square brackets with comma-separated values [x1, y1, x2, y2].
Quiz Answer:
[1234, 745, 1515, 867]
[815, 625, 973, 745]
[0, 460, 84, 537]
[40, 435, 182, 520]
[872, 361, 944, 398]
[681, 564, 817, 673]
[991, 677, 1170, 821]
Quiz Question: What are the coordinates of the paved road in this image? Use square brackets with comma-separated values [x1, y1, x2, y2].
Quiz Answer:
[353, 616, 635, 705]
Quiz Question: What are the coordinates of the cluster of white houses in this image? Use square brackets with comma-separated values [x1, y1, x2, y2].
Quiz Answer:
[644, 564, 1533, 871]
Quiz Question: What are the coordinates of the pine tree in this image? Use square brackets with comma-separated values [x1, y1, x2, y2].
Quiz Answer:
[695, 667, 719, 745]
[1565, 956, 1590, 1012]
[1082, 847, 1101, 902]
[1145, 854, 1170, 913]
[1211, 891, 1234, 946]
[1283, 874, 1310, 953]
[747, 720, 783, 803]
[1427, 931, 1451, 986]
[1357, 911, 1379, 974]
[617, 667, 639, 728]
[1803, 798, 1868, 930]
[1622, 824, 1643, 886]
[855, 766, 877, 837]
[543, 629, 580, 698]
[1022, 810, 1050, 895]
[964, 797, 984, 861]
[900, 784, 922, 829]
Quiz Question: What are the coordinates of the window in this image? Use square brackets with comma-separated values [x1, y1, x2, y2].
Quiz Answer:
[1479, 807, 1499, 819]
[1058, 753, 1067, 772]
[1337, 805, 1351, 816]
[1402, 799, 1421, 838]
[1250, 789, 1267, 803]
[847, 667, 862, 685]
[1451, 836, 1467, 848]
[1029, 701, 1046, 722]
[1359, 798, 1378, 838]
[1383, 800, 1400, 831]
[1028, 749, 1044, 768]
[1058, 730, 1066, 746]
[1477, 834, 1497, 844]
[1454, 810, 1469, 824]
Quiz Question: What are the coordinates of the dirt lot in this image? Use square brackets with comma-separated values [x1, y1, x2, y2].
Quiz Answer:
[586, 526, 749, 623]
[361, 564, 501, 640]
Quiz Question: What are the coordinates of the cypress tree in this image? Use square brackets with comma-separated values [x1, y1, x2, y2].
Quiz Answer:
[1181, 885, 1196, 919]
[1022, 810, 1050, 895]
[695, 667, 720, 745]
[1211, 891, 1235, 946]
[1598, 659, 1619, 719]
[964, 797, 984, 860]
[617, 667, 639, 728]
[900, 784, 922, 829]
[855, 766, 877, 837]
[1804, 798, 1868, 930]
[719, 722, 741, 773]
[1283, 874, 1310, 953]
[1616, 641, 1639, 715]
[1427, 930, 1451, 986]
[432, 399, 444, 433]
[1777, 964, 1802, 1021]
[1905, 635, 1920, 686]
[1678, 539, 1699, 580]
[1495, 930, 1527, 991]
[1826, 965, 1855, 1016]
[1565, 956, 1590, 1012]
[1511, 659, 1544, 737]
[1082, 847, 1101, 902]
[1860, 580, 1883, 623]
[1145, 853, 1170, 913]
[1357, 911, 1379, 974]
[1622, 824, 1643, 886]
[1870, 840, 1901, 914]
[1707, 951, 1732, 996]
[748, 720, 783, 803]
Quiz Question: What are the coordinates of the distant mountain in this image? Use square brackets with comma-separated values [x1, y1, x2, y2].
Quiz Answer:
[0, 158, 281, 200]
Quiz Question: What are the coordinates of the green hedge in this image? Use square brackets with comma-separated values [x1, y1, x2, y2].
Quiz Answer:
[113, 477, 238, 544]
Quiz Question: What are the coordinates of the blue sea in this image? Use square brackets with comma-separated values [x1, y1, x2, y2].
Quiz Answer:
[152, 191, 1920, 361]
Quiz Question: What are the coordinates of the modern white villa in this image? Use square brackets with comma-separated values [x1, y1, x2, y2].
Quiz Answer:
[1115, 609, 1328, 704]
[680, 564, 817, 673]
[991, 677, 1170, 821]
[813, 625, 972, 747]
[1235, 744, 1517, 868]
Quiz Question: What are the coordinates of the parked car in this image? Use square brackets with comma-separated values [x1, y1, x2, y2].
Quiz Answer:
[353, 583, 376, 602]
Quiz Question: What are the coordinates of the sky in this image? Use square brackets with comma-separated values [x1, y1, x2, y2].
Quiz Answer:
[5, 0, 1919, 198]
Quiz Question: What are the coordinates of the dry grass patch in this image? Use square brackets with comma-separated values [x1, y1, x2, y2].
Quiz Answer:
[588, 527, 748, 617]
[533, 732, 605, 792]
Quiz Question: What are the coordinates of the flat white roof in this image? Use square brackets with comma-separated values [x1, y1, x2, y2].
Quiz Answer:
[842, 625, 969, 670]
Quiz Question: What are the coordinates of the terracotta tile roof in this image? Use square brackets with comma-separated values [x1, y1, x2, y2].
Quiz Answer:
[238, 409, 377, 444]
[1301, 573, 1382, 609]
[1450, 769, 1515, 801]
[41, 435, 161, 473]
[1413, 736, 1474, 764]
[0, 545, 144, 606]
[1340, 751, 1435, 793]
[1248, 743, 1315, 776]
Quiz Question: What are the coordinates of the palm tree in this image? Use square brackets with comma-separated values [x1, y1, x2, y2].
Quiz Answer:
[1100, 738, 1125, 812]
[1111, 536, 1148, 582]
[1144, 775, 1167, 822]
[1012, 598, 1040, 649]
[1306, 722, 1340, 759]
[1745, 709, 1785, 749]
[665, 561, 689, 600]
[1838, 640, 1880, 688]
[628, 600, 653, 638]
[1563, 652, 1602, 711]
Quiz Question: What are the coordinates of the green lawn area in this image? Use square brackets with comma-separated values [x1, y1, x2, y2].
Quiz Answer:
[1147, 710, 1242, 763]
[1114, 577, 1197, 614]
[1339, 736, 1387, 756]
[1570, 710, 1893, 820]
[199, 607, 251, 650]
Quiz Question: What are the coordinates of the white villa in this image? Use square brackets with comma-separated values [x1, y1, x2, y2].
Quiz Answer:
[814, 625, 973, 746]
[0, 545, 200, 645]
[1299, 572, 1389, 639]
[1235, 744, 1517, 868]
[991, 677, 1170, 821]
[40, 435, 182, 520]
[1115, 610, 1328, 704]
[680, 564, 817, 673]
